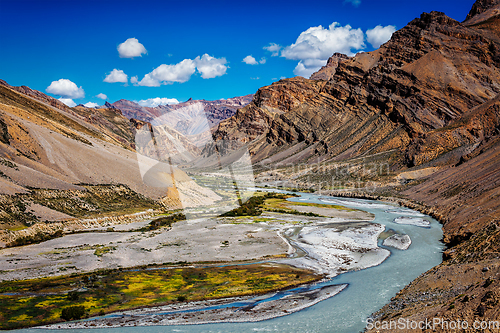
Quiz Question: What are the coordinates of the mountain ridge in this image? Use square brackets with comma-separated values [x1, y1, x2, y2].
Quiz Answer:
[0, 81, 221, 234]
[204, 9, 500, 171]
[199, 0, 500, 326]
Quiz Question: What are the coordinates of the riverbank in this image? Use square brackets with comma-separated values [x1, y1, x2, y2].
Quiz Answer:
[40, 283, 347, 329]
[0, 194, 372, 281]
[0, 193, 386, 329]
[310, 187, 500, 333]
[0, 191, 445, 333]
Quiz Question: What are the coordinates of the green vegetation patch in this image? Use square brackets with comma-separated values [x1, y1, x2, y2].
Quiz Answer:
[220, 193, 297, 217]
[0, 263, 319, 329]
[266, 208, 322, 217]
[30, 184, 159, 219]
[137, 213, 186, 232]
[93, 245, 116, 257]
[285, 201, 353, 211]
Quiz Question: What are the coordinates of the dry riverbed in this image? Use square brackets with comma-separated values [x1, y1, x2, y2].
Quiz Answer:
[0, 195, 387, 329]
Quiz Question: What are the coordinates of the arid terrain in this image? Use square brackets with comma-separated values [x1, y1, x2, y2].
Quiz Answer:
[1, 0, 500, 330]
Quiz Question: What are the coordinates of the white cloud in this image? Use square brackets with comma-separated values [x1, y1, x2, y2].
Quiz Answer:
[130, 76, 138, 84]
[264, 43, 282, 56]
[194, 54, 228, 79]
[137, 97, 180, 107]
[345, 0, 361, 7]
[137, 54, 227, 86]
[96, 93, 107, 100]
[243, 55, 266, 65]
[366, 25, 396, 49]
[58, 98, 76, 107]
[84, 102, 99, 108]
[243, 55, 258, 65]
[281, 22, 365, 78]
[104, 69, 128, 83]
[117, 38, 147, 58]
[46, 79, 85, 99]
[138, 59, 196, 86]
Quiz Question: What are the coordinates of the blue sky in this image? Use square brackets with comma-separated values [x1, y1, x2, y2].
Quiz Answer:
[0, 0, 474, 107]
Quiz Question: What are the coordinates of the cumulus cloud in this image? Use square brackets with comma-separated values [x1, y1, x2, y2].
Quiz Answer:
[264, 43, 282, 56]
[344, 0, 361, 7]
[366, 25, 396, 48]
[137, 97, 180, 107]
[243, 55, 258, 65]
[46, 79, 85, 99]
[281, 22, 365, 77]
[96, 93, 107, 100]
[243, 55, 266, 65]
[130, 76, 138, 84]
[104, 69, 128, 83]
[58, 98, 76, 107]
[194, 54, 228, 79]
[138, 59, 196, 86]
[117, 38, 147, 58]
[137, 54, 227, 86]
[84, 102, 99, 108]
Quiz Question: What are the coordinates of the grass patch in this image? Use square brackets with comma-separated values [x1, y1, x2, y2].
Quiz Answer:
[220, 193, 298, 217]
[136, 213, 186, 232]
[0, 263, 320, 329]
[253, 218, 276, 223]
[266, 208, 322, 217]
[285, 201, 353, 211]
[93, 246, 116, 257]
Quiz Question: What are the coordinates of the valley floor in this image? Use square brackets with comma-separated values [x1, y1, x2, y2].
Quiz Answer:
[0, 196, 382, 329]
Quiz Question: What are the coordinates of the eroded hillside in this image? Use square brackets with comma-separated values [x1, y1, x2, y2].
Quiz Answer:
[0, 82, 221, 236]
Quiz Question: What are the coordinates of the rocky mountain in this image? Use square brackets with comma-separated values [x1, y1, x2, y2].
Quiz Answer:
[0, 79, 74, 114]
[205, 8, 500, 170]
[203, 0, 500, 326]
[0, 82, 220, 236]
[109, 95, 253, 163]
[309, 53, 349, 81]
[112, 95, 253, 133]
[465, 0, 500, 23]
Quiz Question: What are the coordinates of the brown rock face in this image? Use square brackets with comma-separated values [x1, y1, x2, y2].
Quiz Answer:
[310, 53, 350, 80]
[206, 9, 500, 170]
[465, 0, 500, 22]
